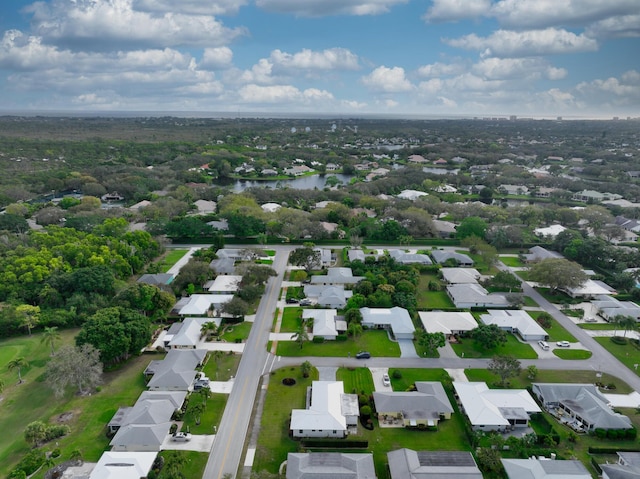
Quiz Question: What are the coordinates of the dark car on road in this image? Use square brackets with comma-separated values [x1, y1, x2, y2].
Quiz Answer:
[355, 351, 371, 359]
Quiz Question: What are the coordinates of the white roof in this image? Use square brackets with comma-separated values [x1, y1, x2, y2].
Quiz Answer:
[360, 307, 415, 335]
[419, 311, 478, 335]
[261, 202, 281, 212]
[440, 268, 481, 284]
[501, 458, 591, 479]
[480, 310, 547, 338]
[90, 451, 158, 479]
[208, 275, 242, 293]
[534, 224, 567, 238]
[291, 381, 347, 432]
[177, 294, 233, 315]
[304, 309, 338, 337]
[453, 382, 540, 428]
[397, 189, 428, 200]
[169, 317, 218, 348]
[564, 279, 615, 297]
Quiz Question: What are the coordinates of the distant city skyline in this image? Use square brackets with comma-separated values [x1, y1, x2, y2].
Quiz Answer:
[0, 1, 638, 118]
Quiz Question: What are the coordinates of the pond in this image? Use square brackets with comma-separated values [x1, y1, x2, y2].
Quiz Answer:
[217, 173, 355, 192]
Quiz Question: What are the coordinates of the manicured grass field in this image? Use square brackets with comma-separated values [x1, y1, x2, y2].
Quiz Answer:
[528, 313, 577, 342]
[594, 336, 640, 379]
[451, 333, 538, 359]
[417, 274, 454, 309]
[578, 323, 617, 330]
[182, 392, 228, 434]
[336, 367, 374, 395]
[552, 349, 593, 360]
[158, 451, 209, 479]
[219, 321, 253, 343]
[276, 329, 401, 358]
[201, 351, 241, 381]
[522, 296, 539, 307]
[280, 307, 302, 332]
[499, 256, 525, 267]
[158, 249, 188, 273]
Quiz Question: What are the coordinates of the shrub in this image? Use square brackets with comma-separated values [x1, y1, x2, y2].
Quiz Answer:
[392, 370, 402, 379]
[50, 448, 61, 458]
[627, 428, 638, 440]
[14, 449, 45, 476]
[336, 334, 347, 341]
[594, 428, 607, 439]
[611, 336, 628, 345]
[312, 336, 325, 344]
[45, 425, 70, 442]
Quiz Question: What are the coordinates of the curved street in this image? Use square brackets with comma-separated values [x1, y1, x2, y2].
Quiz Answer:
[191, 244, 640, 478]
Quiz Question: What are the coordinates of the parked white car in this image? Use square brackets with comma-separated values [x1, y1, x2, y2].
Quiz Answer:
[556, 341, 571, 348]
[172, 432, 192, 442]
[382, 373, 390, 387]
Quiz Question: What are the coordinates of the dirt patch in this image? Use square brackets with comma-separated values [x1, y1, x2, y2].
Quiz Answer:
[56, 411, 76, 423]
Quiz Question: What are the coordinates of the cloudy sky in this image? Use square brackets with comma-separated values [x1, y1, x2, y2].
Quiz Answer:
[0, 0, 638, 117]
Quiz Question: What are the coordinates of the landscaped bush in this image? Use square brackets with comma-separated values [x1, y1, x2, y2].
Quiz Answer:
[392, 369, 402, 379]
[45, 425, 70, 442]
[12, 449, 45, 476]
[312, 336, 325, 344]
[336, 334, 347, 341]
[611, 336, 628, 345]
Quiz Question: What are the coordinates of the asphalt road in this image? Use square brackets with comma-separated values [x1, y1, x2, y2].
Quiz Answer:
[201, 246, 290, 479]
[175, 244, 640, 478]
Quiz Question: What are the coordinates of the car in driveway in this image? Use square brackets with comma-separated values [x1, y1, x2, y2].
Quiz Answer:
[299, 298, 312, 306]
[171, 432, 192, 442]
[355, 351, 371, 359]
[382, 373, 390, 387]
[556, 341, 571, 347]
[286, 298, 299, 304]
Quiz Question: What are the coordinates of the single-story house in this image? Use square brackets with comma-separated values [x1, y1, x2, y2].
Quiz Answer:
[137, 390, 187, 411]
[534, 224, 567, 239]
[440, 268, 481, 284]
[193, 199, 217, 215]
[479, 310, 548, 342]
[303, 309, 346, 340]
[397, 189, 428, 201]
[209, 257, 236, 275]
[286, 453, 376, 479]
[499, 184, 529, 196]
[446, 284, 509, 309]
[216, 248, 267, 261]
[563, 279, 616, 299]
[601, 451, 640, 479]
[108, 398, 176, 434]
[110, 423, 171, 452]
[532, 383, 632, 432]
[166, 317, 220, 349]
[206, 219, 229, 231]
[360, 307, 415, 340]
[207, 275, 242, 294]
[314, 248, 334, 267]
[310, 267, 364, 286]
[592, 295, 640, 321]
[501, 458, 590, 479]
[172, 294, 233, 316]
[304, 285, 352, 309]
[573, 190, 622, 203]
[453, 382, 541, 432]
[261, 202, 281, 213]
[373, 382, 453, 428]
[418, 311, 478, 338]
[290, 381, 359, 438]
[89, 451, 158, 479]
[432, 220, 457, 239]
[388, 450, 482, 479]
[431, 250, 474, 267]
[388, 249, 432, 265]
[137, 273, 174, 288]
[145, 349, 207, 391]
[348, 249, 366, 262]
[523, 246, 564, 263]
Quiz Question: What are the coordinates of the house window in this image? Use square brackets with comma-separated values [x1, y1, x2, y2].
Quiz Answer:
[333, 430, 336, 434]
[299, 430, 303, 434]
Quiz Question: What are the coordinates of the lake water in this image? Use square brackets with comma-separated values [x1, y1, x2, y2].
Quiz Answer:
[221, 174, 355, 192]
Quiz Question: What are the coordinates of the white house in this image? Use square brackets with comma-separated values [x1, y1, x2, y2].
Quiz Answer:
[592, 295, 640, 321]
[601, 452, 640, 479]
[397, 189, 428, 201]
[563, 279, 616, 299]
[167, 317, 220, 349]
[290, 381, 358, 438]
[304, 285, 352, 309]
[172, 294, 234, 316]
[310, 267, 364, 285]
[207, 275, 242, 294]
[440, 268, 481, 284]
[453, 382, 540, 432]
[479, 310, 548, 341]
[304, 309, 345, 340]
[502, 459, 590, 479]
[446, 284, 509, 309]
[431, 250, 474, 267]
[534, 224, 567, 239]
[360, 307, 415, 340]
[388, 249, 432, 265]
[89, 451, 158, 479]
[418, 311, 478, 339]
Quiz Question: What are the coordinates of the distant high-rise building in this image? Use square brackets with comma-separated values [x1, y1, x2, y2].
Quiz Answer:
[509, 115, 517, 121]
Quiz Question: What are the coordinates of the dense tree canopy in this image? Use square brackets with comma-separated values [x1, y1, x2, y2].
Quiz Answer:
[528, 258, 587, 293]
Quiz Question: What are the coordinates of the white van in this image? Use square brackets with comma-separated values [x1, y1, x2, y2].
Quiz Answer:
[538, 340, 550, 351]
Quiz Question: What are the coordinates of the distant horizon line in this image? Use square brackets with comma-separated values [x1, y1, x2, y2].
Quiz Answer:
[0, 109, 637, 121]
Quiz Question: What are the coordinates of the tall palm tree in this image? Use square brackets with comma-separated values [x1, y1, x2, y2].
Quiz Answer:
[347, 322, 363, 339]
[8, 357, 28, 383]
[41, 326, 61, 355]
[291, 320, 310, 350]
[617, 315, 637, 338]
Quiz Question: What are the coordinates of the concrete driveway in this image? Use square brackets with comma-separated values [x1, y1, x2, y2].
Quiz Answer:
[370, 367, 391, 391]
[161, 434, 215, 452]
[398, 339, 419, 358]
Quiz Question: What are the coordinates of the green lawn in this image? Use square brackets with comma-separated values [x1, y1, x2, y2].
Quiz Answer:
[523, 296, 539, 307]
[594, 337, 640, 379]
[201, 351, 241, 381]
[386, 368, 451, 391]
[578, 323, 616, 330]
[276, 330, 401, 358]
[553, 349, 592, 360]
[499, 256, 525, 267]
[158, 249, 188, 273]
[158, 451, 209, 479]
[219, 321, 253, 343]
[181, 392, 228, 434]
[280, 307, 303, 332]
[451, 333, 538, 359]
[528, 313, 577, 342]
[465, 368, 632, 393]
[416, 274, 454, 309]
[254, 366, 470, 479]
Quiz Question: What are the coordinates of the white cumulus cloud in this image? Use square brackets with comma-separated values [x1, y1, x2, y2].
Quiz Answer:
[445, 28, 598, 57]
[424, 0, 491, 23]
[270, 48, 359, 71]
[361, 66, 413, 92]
[201, 47, 234, 70]
[472, 57, 567, 81]
[255, 0, 408, 17]
[132, 0, 247, 15]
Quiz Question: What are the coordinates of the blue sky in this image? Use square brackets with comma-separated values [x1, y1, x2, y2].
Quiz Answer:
[0, 0, 638, 117]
